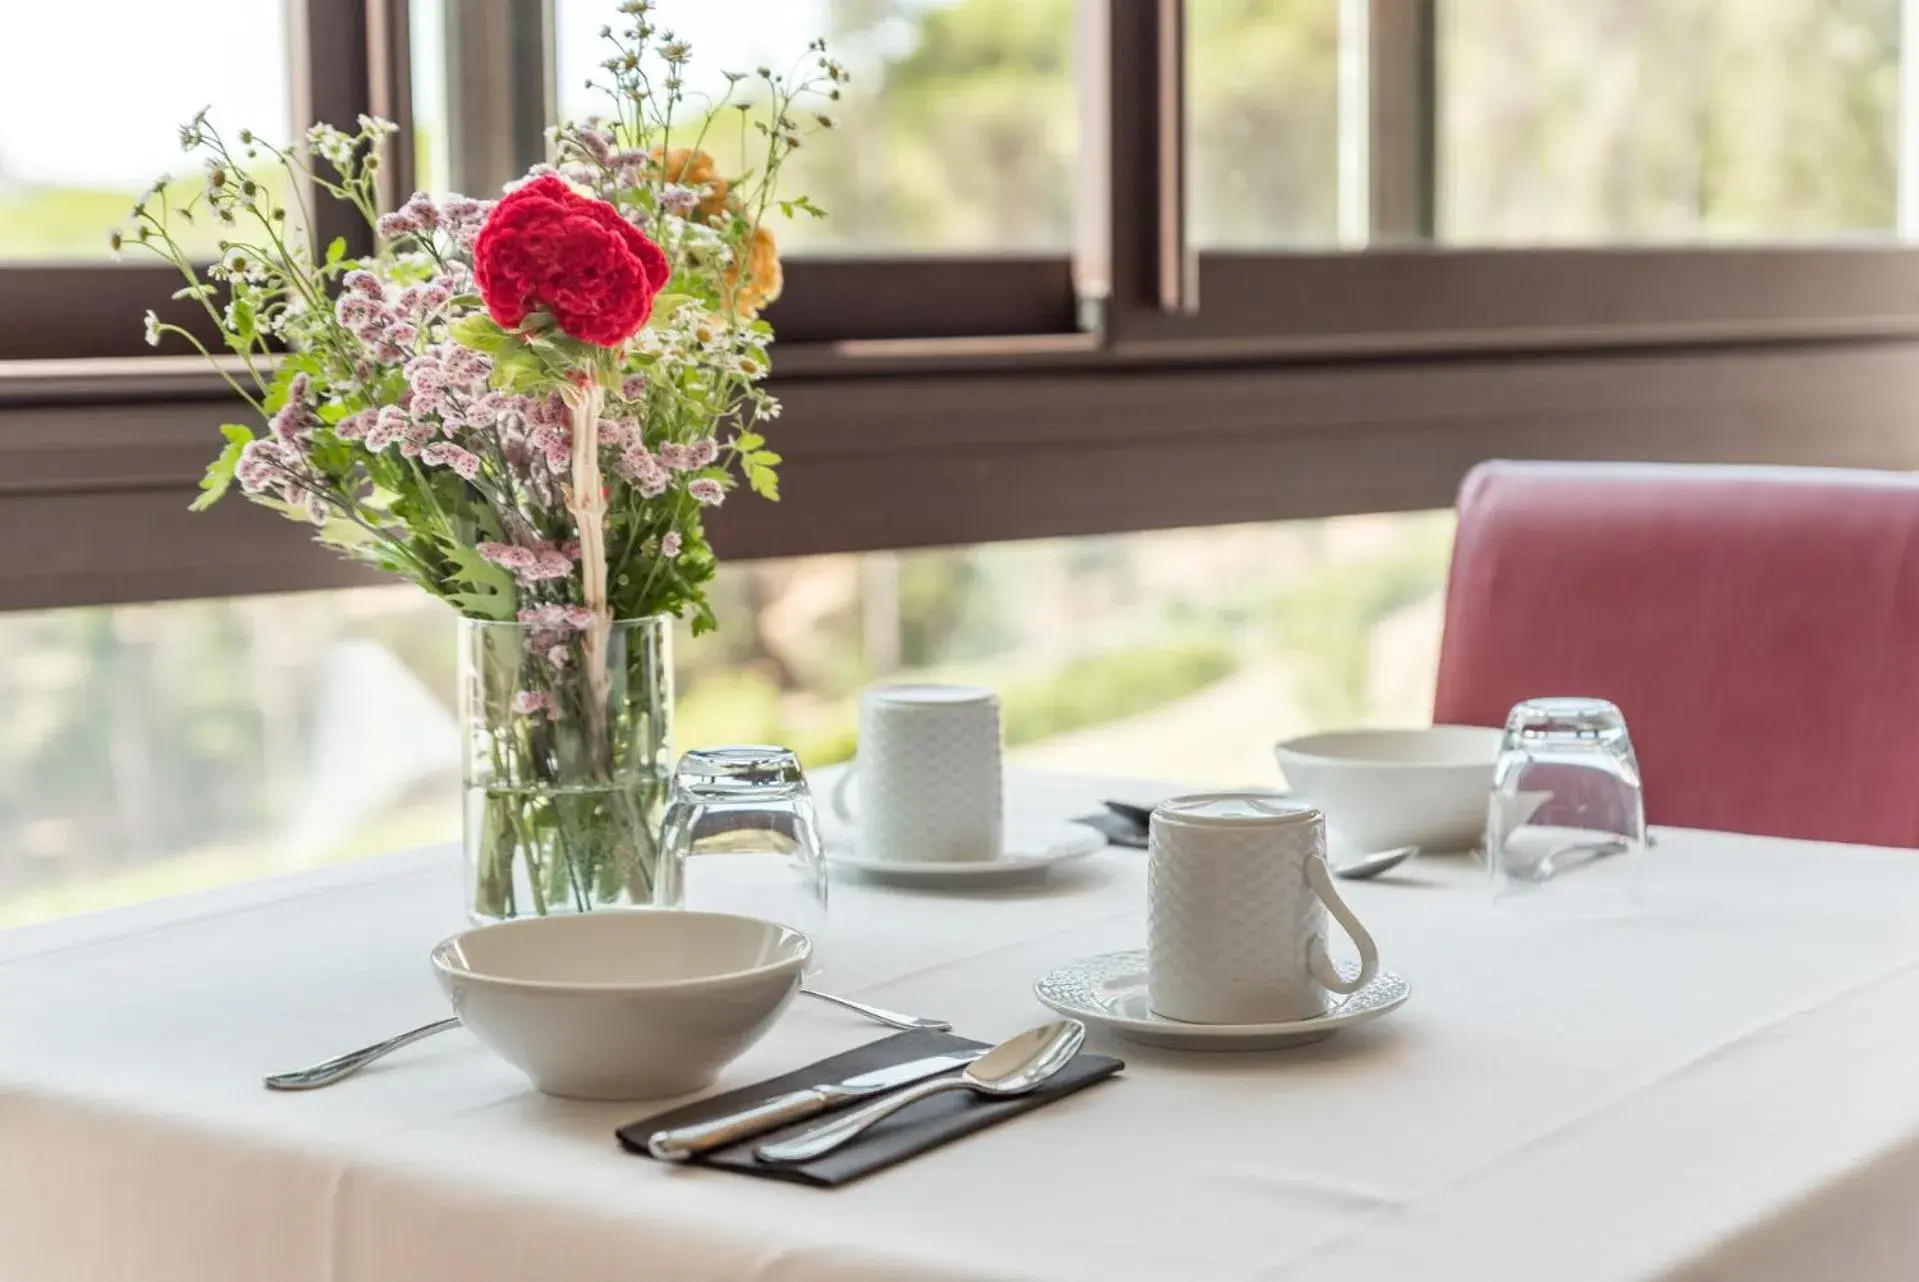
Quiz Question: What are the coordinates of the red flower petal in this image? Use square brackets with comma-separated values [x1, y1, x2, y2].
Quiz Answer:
[470, 175, 671, 348]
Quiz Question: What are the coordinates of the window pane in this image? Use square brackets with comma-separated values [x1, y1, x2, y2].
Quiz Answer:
[551, 0, 1076, 253]
[0, 1, 291, 261]
[1189, 0, 1345, 248]
[1442, 0, 1901, 244]
[1, 512, 1449, 927]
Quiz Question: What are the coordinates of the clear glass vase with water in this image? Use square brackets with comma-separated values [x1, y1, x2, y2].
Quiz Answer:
[460, 615, 672, 921]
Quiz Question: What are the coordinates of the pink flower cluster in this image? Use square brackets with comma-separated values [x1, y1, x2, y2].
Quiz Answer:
[659, 438, 718, 470]
[403, 343, 495, 424]
[420, 441, 481, 479]
[235, 438, 324, 522]
[511, 690, 560, 721]
[377, 191, 492, 251]
[661, 531, 683, 558]
[334, 270, 413, 363]
[518, 603, 600, 629]
[518, 393, 574, 473]
[479, 539, 575, 585]
[614, 443, 669, 496]
[269, 373, 314, 446]
[608, 434, 715, 497]
[688, 478, 725, 506]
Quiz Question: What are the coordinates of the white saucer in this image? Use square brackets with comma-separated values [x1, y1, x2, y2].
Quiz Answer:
[1033, 950, 1409, 1050]
[824, 821, 1106, 886]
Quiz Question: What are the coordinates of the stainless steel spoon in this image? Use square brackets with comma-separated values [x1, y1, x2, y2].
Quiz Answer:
[754, 1018, 1087, 1164]
[1331, 845, 1419, 881]
[795, 987, 953, 1033]
[262, 988, 951, 1091]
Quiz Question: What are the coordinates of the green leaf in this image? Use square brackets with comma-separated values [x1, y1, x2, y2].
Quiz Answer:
[190, 423, 253, 512]
[647, 293, 695, 324]
[746, 464, 779, 501]
[490, 347, 550, 393]
[325, 236, 347, 266]
[734, 430, 765, 450]
[441, 543, 518, 620]
[226, 296, 257, 345]
[450, 312, 512, 354]
[315, 517, 376, 551]
[172, 283, 216, 302]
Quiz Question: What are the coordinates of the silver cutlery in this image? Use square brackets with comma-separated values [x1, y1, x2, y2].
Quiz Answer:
[798, 987, 951, 1032]
[1331, 844, 1419, 881]
[263, 988, 950, 1091]
[647, 1049, 983, 1161]
[755, 1019, 1086, 1164]
[263, 1016, 462, 1091]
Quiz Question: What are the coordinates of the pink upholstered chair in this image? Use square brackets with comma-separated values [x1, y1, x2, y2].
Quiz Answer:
[1434, 460, 1919, 848]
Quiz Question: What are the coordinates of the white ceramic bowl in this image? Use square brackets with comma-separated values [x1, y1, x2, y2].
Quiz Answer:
[1274, 725, 1504, 853]
[431, 910, 809, 1101]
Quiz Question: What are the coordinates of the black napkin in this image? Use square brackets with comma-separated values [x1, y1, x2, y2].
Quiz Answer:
[1075, 808, 1148, 848]
[616, 1028, 1123, 1186]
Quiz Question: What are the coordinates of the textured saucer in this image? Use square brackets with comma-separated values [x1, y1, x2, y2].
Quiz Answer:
[825, 820, 1105, 887]
[1033, 950, 1409, 1051]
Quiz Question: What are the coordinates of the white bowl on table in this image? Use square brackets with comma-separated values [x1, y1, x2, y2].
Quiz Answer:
[431, 910, 810, 1101]
[1274, 725, 1504, 854]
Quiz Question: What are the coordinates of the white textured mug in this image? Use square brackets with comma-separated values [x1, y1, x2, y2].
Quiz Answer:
[1148, 793, 1380, 1024]
[832, 684, 1003, 864]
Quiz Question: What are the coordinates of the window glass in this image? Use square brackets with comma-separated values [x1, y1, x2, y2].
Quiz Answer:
[0, 0, 291, 260]
[1189, 0, 1345, 248]
[1441, 0, 1901, 244]
[551, 0, 1077, 253]
[0, 511, 1451, 927]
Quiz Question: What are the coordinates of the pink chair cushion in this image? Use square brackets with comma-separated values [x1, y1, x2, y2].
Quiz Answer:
[1435, 461, 1919, 847]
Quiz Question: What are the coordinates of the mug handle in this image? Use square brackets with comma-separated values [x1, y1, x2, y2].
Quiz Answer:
[830, 763, 857, 823]
[1303, 855, 1380, 996]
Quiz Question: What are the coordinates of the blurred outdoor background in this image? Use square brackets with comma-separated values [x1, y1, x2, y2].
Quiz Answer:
[0, 0, 1902, 922]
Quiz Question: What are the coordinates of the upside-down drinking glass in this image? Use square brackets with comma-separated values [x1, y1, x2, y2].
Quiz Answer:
[657, 746, 829, 970]
[1486, 697, 1648, 897]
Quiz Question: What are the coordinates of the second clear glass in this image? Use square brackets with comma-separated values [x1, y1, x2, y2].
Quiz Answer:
[1486, 696, 1647, 896]
[657, 746, 829, 968]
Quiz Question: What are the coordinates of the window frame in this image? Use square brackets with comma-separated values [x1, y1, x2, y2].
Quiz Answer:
[6, 0, 1919, 612]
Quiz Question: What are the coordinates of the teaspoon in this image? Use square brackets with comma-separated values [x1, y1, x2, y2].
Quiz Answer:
[263, 988, 951, 1091]
[755, 1018, 1086, 1164]
[1331, 845, 1419, 881]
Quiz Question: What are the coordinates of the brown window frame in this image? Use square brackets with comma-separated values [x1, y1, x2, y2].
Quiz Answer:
[6, 0, 1919, 612]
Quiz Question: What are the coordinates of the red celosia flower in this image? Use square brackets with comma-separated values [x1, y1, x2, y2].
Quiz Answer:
[472, 175, 670, 348]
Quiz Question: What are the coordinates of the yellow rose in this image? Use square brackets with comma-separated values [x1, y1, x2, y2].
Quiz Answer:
[725, 224, 782, 316]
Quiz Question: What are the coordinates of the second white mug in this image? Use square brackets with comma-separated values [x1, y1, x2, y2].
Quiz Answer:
[832, 683, 1003, 864]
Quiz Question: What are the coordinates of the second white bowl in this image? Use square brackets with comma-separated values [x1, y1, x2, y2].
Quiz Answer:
[1274, 725, 1503, 853]
[432, 910, 809, 1101]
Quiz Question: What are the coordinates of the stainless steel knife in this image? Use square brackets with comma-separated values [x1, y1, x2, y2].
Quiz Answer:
[646, 1050, 983, 1161]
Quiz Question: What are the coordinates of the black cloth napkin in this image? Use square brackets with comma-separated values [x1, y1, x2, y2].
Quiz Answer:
[616, 1028, 1123, 1186]
[1075, 810, 1147, 849]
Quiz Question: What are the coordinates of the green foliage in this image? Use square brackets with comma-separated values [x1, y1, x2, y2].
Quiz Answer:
[190, 424, 253, 512]
[1268, 519, 1454, 725]
[441, 544, 518, 621]
[448, 313, 512, 355]
[999, 641, 1239, 746]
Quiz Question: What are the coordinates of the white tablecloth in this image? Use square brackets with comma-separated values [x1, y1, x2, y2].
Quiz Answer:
[6, 771, 1919, 1282]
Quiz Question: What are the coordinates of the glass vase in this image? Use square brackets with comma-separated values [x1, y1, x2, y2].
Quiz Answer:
[459, 615, 672, 922]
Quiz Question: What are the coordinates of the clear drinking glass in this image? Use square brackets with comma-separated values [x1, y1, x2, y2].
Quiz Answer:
[1486, 697, 1647, 896]
[657, 746, 829, 968]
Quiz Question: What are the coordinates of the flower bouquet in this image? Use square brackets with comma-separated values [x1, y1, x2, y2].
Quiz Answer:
[120, 3, 841, 919]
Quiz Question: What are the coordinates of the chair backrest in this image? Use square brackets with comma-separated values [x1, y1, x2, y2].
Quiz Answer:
[1435, 460, 1919, 847]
